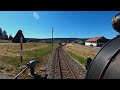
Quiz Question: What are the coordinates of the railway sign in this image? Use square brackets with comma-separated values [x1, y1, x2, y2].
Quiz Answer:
[12, 30, 26, 43]
[12, 30, 26, 71]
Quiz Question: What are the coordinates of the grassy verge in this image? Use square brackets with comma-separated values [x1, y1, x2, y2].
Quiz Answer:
[0, 40, 12, 43]
[0, 43, 59, 79]
[67, 51, 86, 65]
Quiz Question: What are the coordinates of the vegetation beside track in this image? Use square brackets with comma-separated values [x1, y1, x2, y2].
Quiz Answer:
[0, 43, 59, 79]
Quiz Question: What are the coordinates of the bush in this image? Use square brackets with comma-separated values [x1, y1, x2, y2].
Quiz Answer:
[80, 41, 85, 45]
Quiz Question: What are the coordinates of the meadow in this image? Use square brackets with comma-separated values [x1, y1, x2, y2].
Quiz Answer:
[0, 42, 58, 79]
[64, 43, 101, 65]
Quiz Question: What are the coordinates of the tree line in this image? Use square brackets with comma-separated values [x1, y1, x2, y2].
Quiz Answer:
[0, 28, 13, 40]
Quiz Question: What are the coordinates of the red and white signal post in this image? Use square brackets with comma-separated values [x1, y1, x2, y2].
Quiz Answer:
[19, 30, 23, 70]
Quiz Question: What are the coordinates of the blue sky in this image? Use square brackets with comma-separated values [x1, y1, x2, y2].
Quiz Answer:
[0, 11, 119, 39]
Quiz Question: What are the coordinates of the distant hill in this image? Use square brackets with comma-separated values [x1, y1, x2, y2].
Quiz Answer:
[25, 38, 89, 43]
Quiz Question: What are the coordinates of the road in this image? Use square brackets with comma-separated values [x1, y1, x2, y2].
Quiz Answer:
[73, 43, 101, 54]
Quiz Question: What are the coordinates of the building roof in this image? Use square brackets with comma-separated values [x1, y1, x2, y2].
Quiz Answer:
[85, 37, 104, 42]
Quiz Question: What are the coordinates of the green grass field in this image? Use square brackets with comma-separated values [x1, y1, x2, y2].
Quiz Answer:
[0, 43, 59, 79]
[64, 44, 87, 65]
[0, 40, 12, 43]
[67, 51, 86, 65]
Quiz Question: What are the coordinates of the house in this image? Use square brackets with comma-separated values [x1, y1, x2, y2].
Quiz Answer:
[85, 36, 109, 47]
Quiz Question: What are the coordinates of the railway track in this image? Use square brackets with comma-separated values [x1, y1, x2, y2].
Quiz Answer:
[52, 46, 77, 79]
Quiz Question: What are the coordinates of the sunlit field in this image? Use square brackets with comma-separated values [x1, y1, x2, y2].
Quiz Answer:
[64, 43, 101, 65]
[0, 42, 59, 79]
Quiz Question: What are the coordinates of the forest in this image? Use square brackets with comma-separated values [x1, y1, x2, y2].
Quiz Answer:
[0, 28, 13, 40]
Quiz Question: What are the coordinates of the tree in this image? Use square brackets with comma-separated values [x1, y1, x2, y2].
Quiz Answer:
[0, 28, 3, 39]
[2, 30, 8, 40]
[80, 41, 85, 45]
[5, 34, 8, 40]
[9, 35, 13, 40]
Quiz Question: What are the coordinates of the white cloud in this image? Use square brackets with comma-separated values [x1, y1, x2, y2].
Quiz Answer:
[33, 12, 39, 20]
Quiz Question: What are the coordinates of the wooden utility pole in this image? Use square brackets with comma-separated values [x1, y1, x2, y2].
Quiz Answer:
[52, 27, 53, 54]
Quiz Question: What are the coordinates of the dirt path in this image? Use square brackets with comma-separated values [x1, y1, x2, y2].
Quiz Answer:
[0, 71, 13, 79]
[73, 43, 101, 53]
